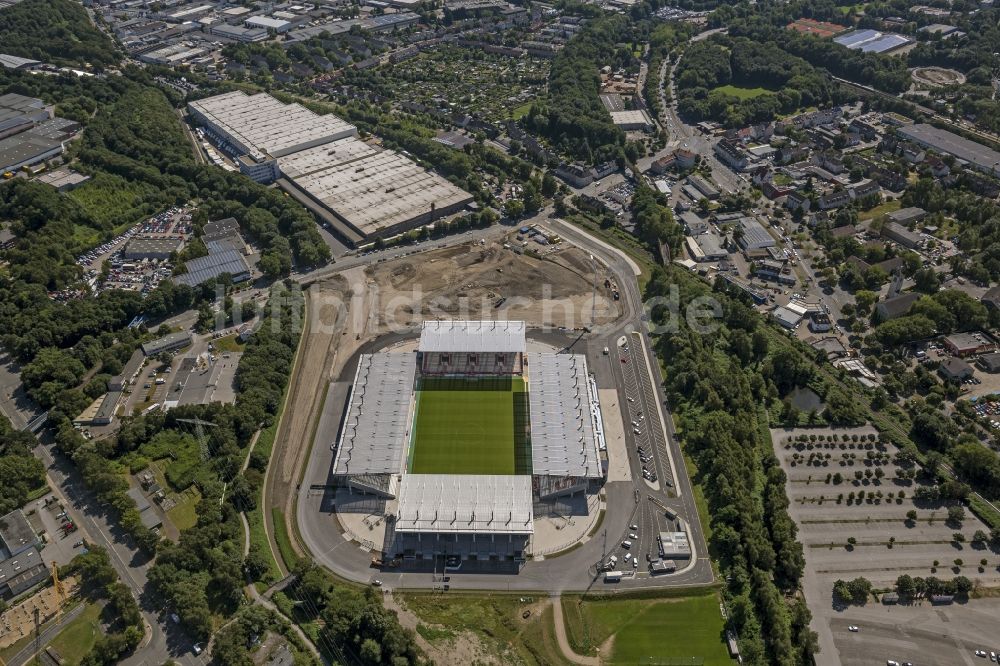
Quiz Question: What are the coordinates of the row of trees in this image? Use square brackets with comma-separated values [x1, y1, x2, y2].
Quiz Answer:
[650, 268, 816, 665]
[64, 548, 145, 665]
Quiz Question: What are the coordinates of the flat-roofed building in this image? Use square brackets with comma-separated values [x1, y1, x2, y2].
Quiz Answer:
[0, 547, 46, 598]
[189, 92, 472, 245]
[687, 174, 720, 200]
[943, 331, 996, 357]
[173, 249, 251, 287]
[187, 91, 357, 163]
[123, 236, 184, 261]
[277, 136, 473, 243]
[142, 331, 192, 357]
[108, 349, 145, 392]
[898, 123, 1000, 178]
[881, 221, 922, 249]
[0, 509, 39, 560]
[208, 23, 269, 42]
[658, 531, 691, 559]
[35, 168, 90, 191]
[609, 110, 653, 131]
[737, 217, 775, 251]
[245, 15, 293, 33]
[0, 54, 41, 71]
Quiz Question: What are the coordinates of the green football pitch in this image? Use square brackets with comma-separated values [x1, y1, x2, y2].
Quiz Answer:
[408, 376, 530, 475]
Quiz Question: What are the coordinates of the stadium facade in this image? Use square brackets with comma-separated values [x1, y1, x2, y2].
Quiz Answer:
[330, 320, 607, 562]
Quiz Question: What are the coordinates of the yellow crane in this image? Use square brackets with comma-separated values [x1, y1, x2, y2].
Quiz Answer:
[50, 560, 64, 605]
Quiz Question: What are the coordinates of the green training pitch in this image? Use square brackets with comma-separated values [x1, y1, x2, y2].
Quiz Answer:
[409, 376, 530, 475]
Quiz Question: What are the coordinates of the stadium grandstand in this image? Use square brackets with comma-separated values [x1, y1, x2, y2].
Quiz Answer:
[329, 320, 607, 564]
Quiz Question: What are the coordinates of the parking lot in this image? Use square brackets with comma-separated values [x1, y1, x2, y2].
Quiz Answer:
[830, 600, 1000, 666]
[774, 426, 1000, 589]
[67, 205, 194, 300]
[773, 426, 1000, 665]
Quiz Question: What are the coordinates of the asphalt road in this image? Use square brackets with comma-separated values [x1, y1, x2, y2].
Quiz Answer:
[30, 438, 207, 666]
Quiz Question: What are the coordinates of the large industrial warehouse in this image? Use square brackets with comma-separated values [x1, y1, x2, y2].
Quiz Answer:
[330, 320, 606, 563]
[187, 91, 473, 244]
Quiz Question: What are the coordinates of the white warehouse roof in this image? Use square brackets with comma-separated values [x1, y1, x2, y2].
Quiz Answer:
[276, 137, 474, 237]
[418, 320, 527, 353]
[187, 91, 357, 161]
[526, 353, 603, 478]
[332, 353, 416, 476]
[395, 474, 534, 534]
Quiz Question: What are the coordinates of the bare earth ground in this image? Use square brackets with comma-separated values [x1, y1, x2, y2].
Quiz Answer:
[911, 66, 966, 87]
[266, 275, 352, 570]
[383, 591, 501, 666]
[365, 240, 621, 332]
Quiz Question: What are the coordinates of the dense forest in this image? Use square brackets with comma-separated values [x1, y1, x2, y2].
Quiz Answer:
[522, 15, 630, 163]
[675, 36, 839, 126]
[710, 1, 912, 93]
[0, 0, 120, 68]
[0, 417, 47, 514]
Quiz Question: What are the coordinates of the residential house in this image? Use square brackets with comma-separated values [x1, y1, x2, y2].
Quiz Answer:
[785, 191, 811, 212]
[714, 139, 749, 171]
[938, 357, 974, 382]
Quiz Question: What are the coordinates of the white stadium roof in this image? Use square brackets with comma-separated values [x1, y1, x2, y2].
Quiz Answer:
[395, 474, 534, 534]
[332, 353, 415, 476]
[526, 353, 603, 478]
[419, 320, 527, 353]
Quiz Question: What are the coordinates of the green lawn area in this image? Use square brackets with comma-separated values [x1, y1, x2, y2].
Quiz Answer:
[212, 334, 246, 354]
[166, 485, 201, 531]
[860, 198, 901, 221]
[713, 84, 772, 100]
[47, 602, 102, 666]
[511, 103, 532, 120]
[561, 592, 730, 664]
[409, 376, 528, 475]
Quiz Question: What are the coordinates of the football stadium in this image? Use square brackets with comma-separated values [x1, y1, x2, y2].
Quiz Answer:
[330, 320, 606, 564]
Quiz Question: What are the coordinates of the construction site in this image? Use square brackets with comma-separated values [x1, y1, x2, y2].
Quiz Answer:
[364, 238, 623, 332]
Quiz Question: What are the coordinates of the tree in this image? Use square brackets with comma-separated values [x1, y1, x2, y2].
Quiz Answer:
[947, 505, 965, 526]
[906, 509, 918, 524]
[895, 574, 916, 597]
[360, 638, 382, 664]
[973, 529, 988, 544]
[503, 199, 524, 219]
[953, 532, 966, 543]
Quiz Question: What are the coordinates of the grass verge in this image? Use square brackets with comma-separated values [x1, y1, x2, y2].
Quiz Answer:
[271, 506, 299, 570]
